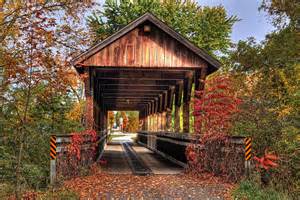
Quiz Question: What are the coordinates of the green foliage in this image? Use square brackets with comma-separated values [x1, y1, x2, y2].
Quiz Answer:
[115, 111, 121, 127]
[88, 0, 238, 54]
[233, 179, 290, 200]
[0, 84, 84, 191]
[227, 0, 300, 198]
[125, 111, 139, 132]
[0, 183, 14, 199]
[260, 0, 300, 29]
[38, 189, 79, 200]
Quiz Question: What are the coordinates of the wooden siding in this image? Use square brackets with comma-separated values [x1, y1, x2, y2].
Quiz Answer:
[83, 25, 207, 68]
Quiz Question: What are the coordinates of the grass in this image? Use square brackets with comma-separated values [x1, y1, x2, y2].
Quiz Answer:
[232, 179, 291, 200]
[0, 182, 79, 200]
[37, 189, 79, 200]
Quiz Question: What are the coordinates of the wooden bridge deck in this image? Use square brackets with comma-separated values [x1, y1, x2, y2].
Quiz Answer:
[100, 134, 183, 175]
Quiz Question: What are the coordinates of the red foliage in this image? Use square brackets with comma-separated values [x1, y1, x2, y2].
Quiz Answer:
[254, 150, 279, 170]
[68, 134, 84, 160]
[99, 159, 107, 165]
[67, 129, 97, 160]
[186, 145, 198, 165]
[187, 75, 243, 180]
[194, 76, 242, 137]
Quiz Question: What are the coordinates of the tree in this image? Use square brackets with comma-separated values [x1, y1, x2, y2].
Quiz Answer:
[121, 111, 128, 131]
[259, 0, 299, 29]
[115, 111, 121, 127]
[108, 111, 115, 129]
[126, 111, 139, 132]
[0, 1, 94, 198]
[88, 0, 238, 54]
[227, 0, 300, 197]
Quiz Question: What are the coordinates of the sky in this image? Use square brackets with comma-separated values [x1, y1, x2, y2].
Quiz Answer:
[95, 0, 275, 42]
[198, 0, 275, 42]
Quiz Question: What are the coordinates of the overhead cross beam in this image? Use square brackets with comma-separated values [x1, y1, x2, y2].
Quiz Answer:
[95, 69, 192, 80]
[97, 79, 181, 85]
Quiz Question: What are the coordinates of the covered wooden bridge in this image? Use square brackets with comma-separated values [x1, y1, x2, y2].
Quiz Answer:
[52, 13, 247, 181]
[72, 13, 220, 134]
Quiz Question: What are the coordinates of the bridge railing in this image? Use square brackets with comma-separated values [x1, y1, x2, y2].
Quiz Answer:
[50, 130, 108, 184]
[137, 131, 246, 181]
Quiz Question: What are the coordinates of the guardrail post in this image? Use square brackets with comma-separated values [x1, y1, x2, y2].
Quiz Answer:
[244, 137, 252, 176]
[50, 135, 56, 185]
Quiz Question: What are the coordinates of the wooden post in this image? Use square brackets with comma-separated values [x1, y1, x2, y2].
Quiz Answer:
[150, 114, 153, 131]
[174, 106, 180, 132]
[104, 109, 108, 131]
[153, 113, 157, 132]
[100, 109, 104, 131]
[152, 114, 155, 132]
[183, 72, 193, 133]
[174, 81, 183, 132]
[141, 112, 146, 131]
[162, 112, 166, 131]
[166, 108, 172, 131]
[143, 115, 146, 131]
[157, 112, 161, 131]
[183, 103, 189, 133]
[166, 86, 175, 131]
[84, 68, 94, 129]
[148, 115, 151, 131]
[144, 116, 148, 131]
[194, 66, 207, 133]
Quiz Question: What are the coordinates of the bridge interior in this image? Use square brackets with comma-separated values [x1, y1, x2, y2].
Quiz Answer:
[92, 67, 206, 133]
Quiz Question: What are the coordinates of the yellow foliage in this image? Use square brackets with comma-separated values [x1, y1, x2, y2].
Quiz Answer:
[66, 101, 84, 122]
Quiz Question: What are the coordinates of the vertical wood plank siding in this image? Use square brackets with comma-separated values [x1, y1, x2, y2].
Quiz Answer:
[83, 25, 207, 68]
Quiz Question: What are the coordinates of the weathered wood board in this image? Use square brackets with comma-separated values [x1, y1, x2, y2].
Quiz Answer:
[83, 24, 207, 68]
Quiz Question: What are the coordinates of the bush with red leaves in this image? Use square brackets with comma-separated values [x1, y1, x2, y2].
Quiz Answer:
[187, 75, 243, 181]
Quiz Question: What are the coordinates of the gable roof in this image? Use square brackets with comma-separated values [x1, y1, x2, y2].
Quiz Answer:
[72, 12, 221, 69]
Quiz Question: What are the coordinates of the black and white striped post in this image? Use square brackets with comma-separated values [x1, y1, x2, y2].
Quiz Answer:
[50, 135, 56, 184]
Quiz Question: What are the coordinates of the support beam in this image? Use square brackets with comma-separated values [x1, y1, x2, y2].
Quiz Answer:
[166, 108, 172, 132]
[174, 106, 180, 132]
[194, 66, 208, 133]
[174, 81, 183, 132]
[97, 79, 179, 86]
[159, 94, 163, 112]
[163, 91, 168, 111]
[166, 86, 175, 131]
[154, 114, 158, 132]
[100, 84, 171, 90]
[84, 68, 94, 129]
[144, 116, 148, 130]
[96, 69, 192, 80]
[183, 72, 193, 133]
[197, 66, 208, 91]
[157, 113, 162, 131]
[150, 114, 154, 131]
[161, 112, 166, 131]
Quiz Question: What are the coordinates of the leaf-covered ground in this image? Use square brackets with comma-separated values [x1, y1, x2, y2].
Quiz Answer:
[64, 173, 234, 200]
